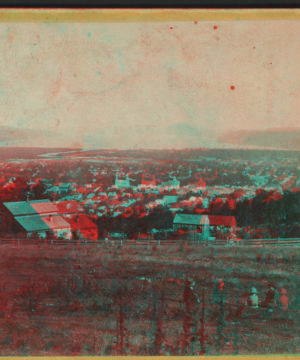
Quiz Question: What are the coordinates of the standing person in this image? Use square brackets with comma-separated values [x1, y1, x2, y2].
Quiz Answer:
[277, 287, 289, 321]
[279, 288, 288, 310]
[245, 287, 259, 309]
[244, 287, 260, 321]
[262, 283, 279, 318]
[213, 279, 228, 351]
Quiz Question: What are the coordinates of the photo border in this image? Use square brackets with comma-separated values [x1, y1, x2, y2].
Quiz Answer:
[1, 8, 300, 360]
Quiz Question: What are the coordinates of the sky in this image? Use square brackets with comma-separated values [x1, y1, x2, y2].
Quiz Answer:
[0, 20, 299, 149]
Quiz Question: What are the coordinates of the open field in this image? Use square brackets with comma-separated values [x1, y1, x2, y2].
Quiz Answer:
[0, 244, 299, 355]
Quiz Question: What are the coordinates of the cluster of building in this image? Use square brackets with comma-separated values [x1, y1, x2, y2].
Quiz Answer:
[0, 155, 299, 242]
[78, 173, 209, 218]
[0, 200, 98, 241]
[0, 197, 238, 242]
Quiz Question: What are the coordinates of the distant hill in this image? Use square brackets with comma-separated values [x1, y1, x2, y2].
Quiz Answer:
[0, 147, 81, 161]
[218, 128, 300, 151]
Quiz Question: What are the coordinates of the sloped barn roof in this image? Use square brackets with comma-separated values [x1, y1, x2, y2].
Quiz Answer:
[3, 200, 51, 216]
[63, 214, 97, 231]
[16, 215, 50, 232]
[174, 214, 209, 225]
[208, 215, 236, 227]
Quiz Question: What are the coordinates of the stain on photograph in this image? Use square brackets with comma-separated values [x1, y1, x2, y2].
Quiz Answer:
[0, 13, 299, 356]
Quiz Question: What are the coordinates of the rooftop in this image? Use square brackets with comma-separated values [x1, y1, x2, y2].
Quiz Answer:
[30, 201, 58, 215]
[55, 200, 85, 214]
[15, 214, 50, 232]
[208, 215, 236, 227]
[3, 199, 51, 216]
[63, 214, 98, 230]
[174, 214, 208, 225]
[174, 214, 236, 227]
[42, 215, 71, 231]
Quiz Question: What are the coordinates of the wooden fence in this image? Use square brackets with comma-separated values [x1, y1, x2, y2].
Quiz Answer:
[0, 237, 300, 247]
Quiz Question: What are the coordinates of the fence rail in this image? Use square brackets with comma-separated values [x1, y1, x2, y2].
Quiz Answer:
[0, 237, 300, 247]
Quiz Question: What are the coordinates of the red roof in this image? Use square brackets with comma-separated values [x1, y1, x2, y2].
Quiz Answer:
[42, 215, 71, 230]
[141, 174, 156, 187]
[208, 215, 236, 227]
[30, 202, 58, 215]
[195, 209, 207, 214]
[142, 180, 156, 186]
[197, 178, 206, 187]
[55, 200, 85, 214]
[63, 214, 97, 230]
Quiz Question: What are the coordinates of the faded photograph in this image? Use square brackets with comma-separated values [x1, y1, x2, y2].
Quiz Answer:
[0, 16, 299, 355]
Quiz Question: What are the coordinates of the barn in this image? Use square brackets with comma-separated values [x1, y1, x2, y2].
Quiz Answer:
[173, 213, 236, 240]
[0, 199, 53, 234]
[173, 214, 210, 238]
[15, 214, 72, 240]
[207, 215, 236, 238]
[63, 214, 98, 241]
[0, 199, 98, 241]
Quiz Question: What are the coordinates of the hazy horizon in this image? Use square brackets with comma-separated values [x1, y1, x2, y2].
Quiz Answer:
[0, 20, 299, 150]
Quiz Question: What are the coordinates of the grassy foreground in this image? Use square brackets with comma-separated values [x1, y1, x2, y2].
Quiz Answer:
[0, 243, 299, 355]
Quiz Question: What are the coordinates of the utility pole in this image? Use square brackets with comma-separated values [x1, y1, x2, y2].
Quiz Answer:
[119, 292, 124, 355]
[233, 282, 240, 355]
[116, 286, 125, 355]
[152, 284, 158, 355]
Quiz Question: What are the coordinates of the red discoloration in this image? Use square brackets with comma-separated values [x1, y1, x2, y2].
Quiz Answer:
[230, 85, 235, 90]
[170, 27, 173, 30]
[213, 26, 218, 30]
[194, 21, 198, 24]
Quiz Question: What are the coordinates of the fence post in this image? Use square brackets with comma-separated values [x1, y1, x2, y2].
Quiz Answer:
[233, 285, 239, 355]
[200, 280, 206, 355]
